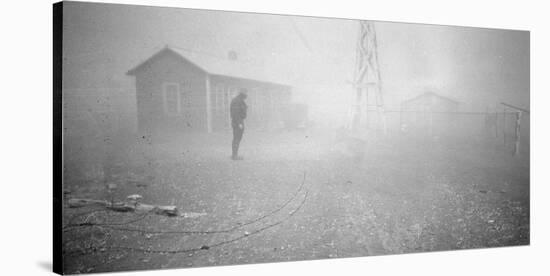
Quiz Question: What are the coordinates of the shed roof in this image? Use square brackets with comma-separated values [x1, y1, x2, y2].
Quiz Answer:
[402, 91, 460, 105]
[127, 46, 289, 87]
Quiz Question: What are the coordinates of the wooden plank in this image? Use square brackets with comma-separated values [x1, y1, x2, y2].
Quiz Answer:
[67, 198, 109, 208]
[67, 198, 178, 217]
[107, 202, 178, 216]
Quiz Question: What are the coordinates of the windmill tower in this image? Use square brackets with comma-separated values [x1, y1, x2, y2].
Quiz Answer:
[350, 21, 387, 134]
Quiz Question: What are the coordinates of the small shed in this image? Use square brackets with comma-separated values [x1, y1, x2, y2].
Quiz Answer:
[127, 47, 292, 134]
[400, 91, 460, 136]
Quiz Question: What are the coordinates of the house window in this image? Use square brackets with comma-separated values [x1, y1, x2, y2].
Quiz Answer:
[163, 82, 180, 115]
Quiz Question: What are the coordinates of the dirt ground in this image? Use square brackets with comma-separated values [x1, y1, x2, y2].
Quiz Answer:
[61, 128, 529, 274]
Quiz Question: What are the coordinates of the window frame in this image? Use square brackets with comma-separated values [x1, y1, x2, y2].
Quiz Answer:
[162, 82, 181, 116]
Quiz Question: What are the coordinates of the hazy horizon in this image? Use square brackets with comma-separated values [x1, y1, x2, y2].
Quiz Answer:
[63, 1, 529, 129]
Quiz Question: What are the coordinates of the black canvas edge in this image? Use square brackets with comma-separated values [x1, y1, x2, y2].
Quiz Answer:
[53, 1, 64, 274]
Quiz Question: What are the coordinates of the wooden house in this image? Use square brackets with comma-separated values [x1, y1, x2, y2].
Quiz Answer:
[400, 91, 460, 136]
[127, 47, 292, 134]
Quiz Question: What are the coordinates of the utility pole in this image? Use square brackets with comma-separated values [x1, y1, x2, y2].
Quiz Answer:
[350, 21, 386, 134]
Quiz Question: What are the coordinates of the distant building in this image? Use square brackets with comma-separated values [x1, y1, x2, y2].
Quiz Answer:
[127, 47, 292, 134]
[400, 91, 460, 136]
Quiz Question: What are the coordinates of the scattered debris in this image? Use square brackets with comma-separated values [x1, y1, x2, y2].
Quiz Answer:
[67, 198, 109, 208]
[127, 194, 143, 207]
[67, 198, 178, 216]
[180, 212, 207, 218]
[127, 194, 143, 201]
[107, 183, 118, 191]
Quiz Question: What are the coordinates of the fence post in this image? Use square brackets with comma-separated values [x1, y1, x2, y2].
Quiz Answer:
[483, 105, 491, 137]
[514, 111, 522, 156]
[503, 107, 507, 146]
[494, 110, 498, 138]
[429, 108, 433, 137]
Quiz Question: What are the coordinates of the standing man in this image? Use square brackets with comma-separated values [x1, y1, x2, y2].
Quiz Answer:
[230, 89, 248, 160]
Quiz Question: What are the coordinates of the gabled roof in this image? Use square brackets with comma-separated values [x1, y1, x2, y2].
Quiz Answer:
[126, 47, 195, 76]
[402, 91, 460, 105]
[127, 46, 289, 87]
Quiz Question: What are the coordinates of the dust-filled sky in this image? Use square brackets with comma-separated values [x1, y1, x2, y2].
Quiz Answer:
[63, 1, 529, 124]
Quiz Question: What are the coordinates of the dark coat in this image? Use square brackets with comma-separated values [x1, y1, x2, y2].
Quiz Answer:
[230, 95, 247, 125]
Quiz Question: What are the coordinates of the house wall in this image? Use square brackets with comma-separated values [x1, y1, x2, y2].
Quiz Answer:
[134, 51, 208, 135]
[209, 75, 291, 131]
[401, 95, 459, 137]
[132, 50, 292, 134]
[402, 95, 459, 113]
